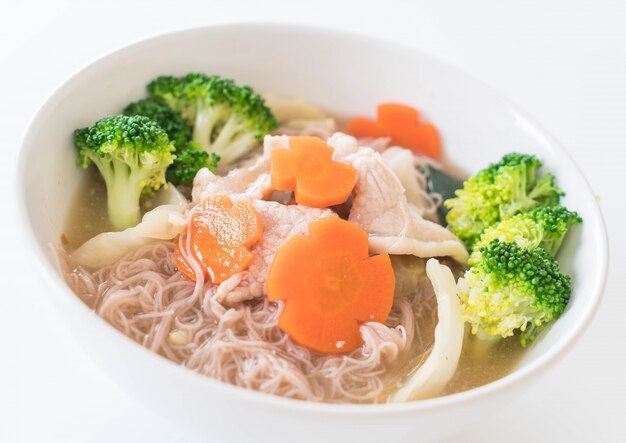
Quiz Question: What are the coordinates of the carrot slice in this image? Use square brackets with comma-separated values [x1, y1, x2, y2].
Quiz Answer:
[266, 218, 395, 354]
[270, 136, 358, 208]
[377, 103, 419, 127]
[175, 196, 263, 284]
[410, 123, 441, 160]
[346, 103, 443, 160]
[269, 148, 297, 190]
[345, 116, 377, 139]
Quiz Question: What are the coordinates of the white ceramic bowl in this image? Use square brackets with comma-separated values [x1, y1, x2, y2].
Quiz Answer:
[18, 24, 608, 442]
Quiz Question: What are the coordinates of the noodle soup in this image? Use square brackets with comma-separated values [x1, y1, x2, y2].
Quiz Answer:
[59, 73, 577, 404]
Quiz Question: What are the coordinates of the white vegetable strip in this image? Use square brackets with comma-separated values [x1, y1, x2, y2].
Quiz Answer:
[70, 203, 188, 268]
[390, 258, 464, 402]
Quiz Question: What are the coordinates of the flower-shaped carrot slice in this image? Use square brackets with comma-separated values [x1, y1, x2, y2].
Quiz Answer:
[347, 103, 442, 160]
[266, 217, 395, 354]
[175, 196, 263, 284]
[270, 136, 357, 208]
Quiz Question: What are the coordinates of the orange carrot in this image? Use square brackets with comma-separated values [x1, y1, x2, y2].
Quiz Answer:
[377, 103, 419, 127]
[270, 136, 358, 208]
[175, 196, 263, 284]
[346, 103, 443, 160]
[410, 123, 441, 160]
[345, 116, 377, 138]
[266, 218, 395, 354]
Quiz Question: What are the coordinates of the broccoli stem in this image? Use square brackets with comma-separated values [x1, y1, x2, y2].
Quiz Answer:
[93, 157, 144, 230]
[471, 327, 501, 358]
[210, 116, 257, 164]
[192, 103, 228, 150]
[192, 107, 214, 150]
[106, 177, 143, 231]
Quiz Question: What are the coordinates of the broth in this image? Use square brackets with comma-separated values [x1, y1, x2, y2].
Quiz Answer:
[443, 333, 525, 395]
[62, 169, 163, 251]
[62, 167, 111, 250]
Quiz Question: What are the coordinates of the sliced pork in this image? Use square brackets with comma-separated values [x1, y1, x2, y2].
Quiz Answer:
[346, 147, 468, 263]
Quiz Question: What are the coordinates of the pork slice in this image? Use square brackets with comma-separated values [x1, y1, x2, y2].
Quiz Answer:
[380, 147, 439, 222]
[214, 200, 337, 305]
[327, 132, 359, 158]
[192, 135, 293, 204]
[347, 148, 468, 263]
[192, 158, 270, 203]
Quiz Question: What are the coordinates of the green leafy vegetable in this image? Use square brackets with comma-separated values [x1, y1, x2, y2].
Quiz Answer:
[424, 165, 464, 223]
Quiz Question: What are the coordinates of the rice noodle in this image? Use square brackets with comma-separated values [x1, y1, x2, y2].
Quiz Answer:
[59, 241, 437, 403]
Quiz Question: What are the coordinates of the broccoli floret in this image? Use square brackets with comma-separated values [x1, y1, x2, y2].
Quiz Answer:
[122, 97, 219, 184]
[444, 153, 564, 248]
[166, 142, 220, 186]
[528, 206, 582, 254]
[122, 97, 190, 148]
[147, 73, 277, 165]
[459, 239, 572, 346]
[74, 115, 175, 230]
[528, 174, 563, 207]
[470, 206, 582, 264]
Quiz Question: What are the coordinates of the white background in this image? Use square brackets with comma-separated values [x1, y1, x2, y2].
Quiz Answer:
[1, 1, 625, 441]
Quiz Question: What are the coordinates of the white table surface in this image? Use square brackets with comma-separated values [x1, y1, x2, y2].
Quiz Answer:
[2, 1, 625, 441]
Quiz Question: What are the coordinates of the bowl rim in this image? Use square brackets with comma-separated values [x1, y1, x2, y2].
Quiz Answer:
[17, 22, 609, 416]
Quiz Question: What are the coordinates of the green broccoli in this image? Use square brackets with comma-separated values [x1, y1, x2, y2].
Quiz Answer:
[444, 153, 564, 249]
[122, 97, 220, 185]
[470, 206, 582, 264]
[528, 206, 583, 254]
[122, 97, 190, 148]
[147, 73, 277, 165]
[74, 115, 175, 230]
[166, 142, 220, 186]
[459, 239, 572, 346]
